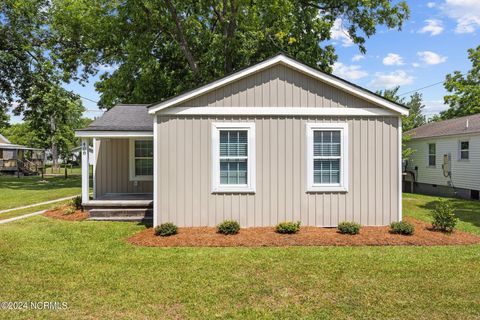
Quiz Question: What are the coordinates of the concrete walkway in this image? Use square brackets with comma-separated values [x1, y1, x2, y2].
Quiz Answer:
[0, 195, 77, 215]
[0, 210, 47, 225]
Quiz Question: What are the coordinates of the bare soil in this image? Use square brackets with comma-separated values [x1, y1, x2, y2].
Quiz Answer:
[43, 207, 89, 221]
[127, 217, 480, 247]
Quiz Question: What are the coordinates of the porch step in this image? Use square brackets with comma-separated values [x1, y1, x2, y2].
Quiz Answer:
[88, 208, 153, 218]
[83, 200, 153, 210]
[88, 216, 153, 223]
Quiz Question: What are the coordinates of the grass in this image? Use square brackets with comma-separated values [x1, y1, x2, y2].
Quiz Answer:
[0, 193, 478, 319]
[0, 175, 83, 211]
[0, 200, 72, 221]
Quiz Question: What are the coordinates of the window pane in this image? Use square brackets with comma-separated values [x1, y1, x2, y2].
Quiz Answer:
[314, 159, 340, 184]
[429, 155, 436, 166]
[220, 159, 248, 185]
[135, 159, 153, 176]
[461, 151, 469, 160]
[429, 143, 435, 154]
[220, 130, 248, 157]
[135, 140, 153, 157]
[314, 130, 341, 157]
[461, 141, 469, 150]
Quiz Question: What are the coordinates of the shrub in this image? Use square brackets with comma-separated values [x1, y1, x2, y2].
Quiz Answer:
[337, 221, 361, 235]
[63, 206, 76, 215]
[275, 221, 301, 234]
[71, 195, 82, 210]
[431, 201, 458, 233]
[390, 221, 415, 235]
[217, 220, 240, 235]
[155, 223, 178, 237]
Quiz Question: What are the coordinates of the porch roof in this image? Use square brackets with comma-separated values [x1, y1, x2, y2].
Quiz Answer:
[75, 104, 153, 137]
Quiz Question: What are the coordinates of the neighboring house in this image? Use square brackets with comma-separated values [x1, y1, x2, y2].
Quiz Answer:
[404, 114, 480, 200]
[71, 145, 94, 165]
[0, 133, 45, 176]
[75, 53, 408, 226]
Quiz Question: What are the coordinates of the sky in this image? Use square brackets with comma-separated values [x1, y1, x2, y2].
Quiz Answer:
[9, 0, 479, 123]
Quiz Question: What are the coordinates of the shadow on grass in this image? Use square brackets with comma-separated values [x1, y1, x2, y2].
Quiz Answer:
[0, 175, 82, 191]
[421, 198, 480, 229]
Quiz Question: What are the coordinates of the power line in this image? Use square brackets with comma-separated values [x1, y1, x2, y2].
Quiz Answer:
[398, 81, 444, 96]
[79, 95, 99, 104]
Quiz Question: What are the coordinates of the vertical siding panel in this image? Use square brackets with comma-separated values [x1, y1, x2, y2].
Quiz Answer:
[262, 118, 270, 226]
[160, 118, 169, 224]
[270, 66, 278, 107]
[300, 118, 308, 223]
[391, 118, 398, 223]
[293, 118, 301, 222]
[254, 118, 262, 226]
[383, 117, 391, 225]
[200, 118, 209, 226]
[375, 118, 383, 225]
[292, 71, 300, 107]
[169, 119, 178, 224]
[368, 118, 376, 225]
[285, 67, 293, 107]
[191, 118, 201, 226]
[285, 118, 293, 221]
[262, 69, 270, 107]
[278, 118, 286, 222]
[278, 65, 286, 107]
[270, 117, 278, 225]
[360, 118, 368, 225]
[352, 118, 361, 223]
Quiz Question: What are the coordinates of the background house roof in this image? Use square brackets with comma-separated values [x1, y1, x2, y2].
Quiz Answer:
[405, 113, 480, 139]
[78, 104, 153, 132]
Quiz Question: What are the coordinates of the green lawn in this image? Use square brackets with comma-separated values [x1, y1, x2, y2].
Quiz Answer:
[0, 175, 82, 211]
[0, 194, 479, 319]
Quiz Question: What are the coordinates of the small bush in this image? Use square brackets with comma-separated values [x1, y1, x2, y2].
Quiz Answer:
[155, 223, 178, 237]
[71, 195, 82, 210]
[63, 206, 76, 215]
[337, 221, 361, 235]
[217, 220, 240, 235]
[275, 221, 301, 234]
[431, 201, 458, 233]
[390, 221, 415, 235]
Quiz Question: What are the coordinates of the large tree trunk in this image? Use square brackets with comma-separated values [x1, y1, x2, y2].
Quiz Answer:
[51, 143, 59, 172]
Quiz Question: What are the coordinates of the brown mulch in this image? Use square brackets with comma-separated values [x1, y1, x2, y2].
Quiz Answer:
[127, 217, 480, 247]
[43, 207, 89, 221]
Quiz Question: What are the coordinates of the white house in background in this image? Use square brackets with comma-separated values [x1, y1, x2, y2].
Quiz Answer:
[404, 113, 480, 200]
[71, 145, 94, 165]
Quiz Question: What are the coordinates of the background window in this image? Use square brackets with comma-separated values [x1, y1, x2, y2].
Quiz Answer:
[460, 141, 469, 160]
[428, 143, 436, 166]
[130, 140, 153, 180]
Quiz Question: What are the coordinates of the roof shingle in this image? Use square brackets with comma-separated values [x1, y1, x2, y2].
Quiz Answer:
[406, 113, 480, 139]
[78, 104, 153, 132]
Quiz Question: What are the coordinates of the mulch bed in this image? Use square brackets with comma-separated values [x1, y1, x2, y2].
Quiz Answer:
[127, 217, 480, 247]
[43, 207, 89, 221]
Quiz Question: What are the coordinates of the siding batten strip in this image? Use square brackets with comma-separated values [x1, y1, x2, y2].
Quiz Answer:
[153, 114, 158, 226]
[398, 117, 403, 222]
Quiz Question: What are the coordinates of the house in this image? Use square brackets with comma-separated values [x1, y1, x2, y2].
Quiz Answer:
[0, 133, 45, 176]
[75, 53, 408, 226]
[71, 145, 94, 165]
[404, 113, 480, 200]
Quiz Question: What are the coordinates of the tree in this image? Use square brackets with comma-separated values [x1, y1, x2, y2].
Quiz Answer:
[0, 0, 52, 128]
[49, 0, 409, 108]
[1, 122, 42, 147]
[376, 86, 426, 160]
[440, 46, 480, 120]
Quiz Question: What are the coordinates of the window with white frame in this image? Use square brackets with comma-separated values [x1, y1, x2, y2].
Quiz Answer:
[129, 139, 153, 181]
[428, 143, 436, 166]
[211, 123, 255, 193]
[306, 123, 348, 192]
[459, 140, 469, 160]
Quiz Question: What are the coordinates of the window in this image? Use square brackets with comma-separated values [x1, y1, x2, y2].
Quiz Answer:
[428, 143, 436, 166]
[459, 141, 469, 160]
[211, 123, 255, 193]
[129, 139, 153, 181]
[306, 123, 348, 192]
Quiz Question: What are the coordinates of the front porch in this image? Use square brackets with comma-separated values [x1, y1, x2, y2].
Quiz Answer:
[84, 193, 153, 223]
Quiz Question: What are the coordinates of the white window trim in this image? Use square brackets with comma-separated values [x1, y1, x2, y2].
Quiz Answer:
[306, 123, 349, 192]
[427, 143, 436, 167]
[211, 122, 256, 193]
[129, 138, 153, 181]
[458, 140, 470, 161]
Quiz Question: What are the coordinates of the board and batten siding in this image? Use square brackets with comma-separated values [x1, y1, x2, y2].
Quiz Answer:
[178, 64, 381, 110]
[407, 134, 480, 191]
[155, 116, 400, 227]
[94, 138, 153, 198]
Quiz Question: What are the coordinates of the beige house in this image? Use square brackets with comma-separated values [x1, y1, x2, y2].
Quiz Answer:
[76, 54, 408, 226]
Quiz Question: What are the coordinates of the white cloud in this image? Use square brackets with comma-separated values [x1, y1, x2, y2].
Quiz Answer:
[424, 100, 448, 117]
[412, 62, 421, 68]
[332, 62, 368, 80]
[417, 51, 447, 65]
[419, 19, 444, 35]
[352, 54, 365, 62]
[382, 53, 404, 66]
[370, 70, 414, 89]
[330, 18, 353, 47]
[427, 2, 437, 8]
[443, 0, 480, 33]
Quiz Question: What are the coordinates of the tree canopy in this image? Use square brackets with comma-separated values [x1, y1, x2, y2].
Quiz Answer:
[439, 46, 480, 120]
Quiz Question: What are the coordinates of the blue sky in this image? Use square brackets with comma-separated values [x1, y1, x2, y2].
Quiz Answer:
[9, 0, 479, 123]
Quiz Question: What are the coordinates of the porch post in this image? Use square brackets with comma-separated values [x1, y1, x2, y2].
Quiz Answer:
[81, 138, 90, 204]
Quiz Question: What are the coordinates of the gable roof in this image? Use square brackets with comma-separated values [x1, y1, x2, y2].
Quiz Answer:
[148, 53, 409, 115]
[405, 113, 480, 139]
[77, 104, 153, 132]
[0, 133, 10, 144]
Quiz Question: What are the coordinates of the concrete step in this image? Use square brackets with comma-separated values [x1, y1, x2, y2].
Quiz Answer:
[88, 216, 153, 223]
[88, 208, 153, 218]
